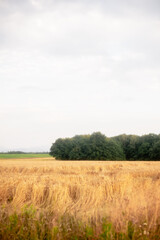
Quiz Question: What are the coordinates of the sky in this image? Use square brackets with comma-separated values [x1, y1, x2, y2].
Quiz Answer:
[0, 0, 160, 152]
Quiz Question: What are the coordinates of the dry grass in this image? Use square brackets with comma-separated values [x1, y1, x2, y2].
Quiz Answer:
[0, 160, 160, 235]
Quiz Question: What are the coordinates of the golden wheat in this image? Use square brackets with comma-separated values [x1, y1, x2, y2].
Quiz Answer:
[0, 159, 160, 232]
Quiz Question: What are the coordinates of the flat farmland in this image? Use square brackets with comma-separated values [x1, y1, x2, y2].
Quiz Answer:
[0, 153, 50, 159]
[0, 160, 160, 239]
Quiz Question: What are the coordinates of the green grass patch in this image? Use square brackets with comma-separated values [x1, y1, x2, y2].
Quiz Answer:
[0, 153, 50, 159]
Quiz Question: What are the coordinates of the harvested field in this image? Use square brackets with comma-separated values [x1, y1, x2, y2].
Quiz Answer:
[0, 160, 160, 239]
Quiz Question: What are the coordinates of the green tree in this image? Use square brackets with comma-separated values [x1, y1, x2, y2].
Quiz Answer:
[137, 134, 159, 160]
[50, 132, 160, 160]
[113, 134, 139, 160]
[50, 138, 73, 160]
[150, 140, 160, 160]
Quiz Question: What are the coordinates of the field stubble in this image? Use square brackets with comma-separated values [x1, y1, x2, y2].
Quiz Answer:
[0, 160, 160, 239]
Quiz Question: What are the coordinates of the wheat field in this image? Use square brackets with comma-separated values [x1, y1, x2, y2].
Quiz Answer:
[0, 159, 160, 239]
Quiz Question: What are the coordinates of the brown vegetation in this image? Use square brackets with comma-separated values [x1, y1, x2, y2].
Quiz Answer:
[0, 160, 160, 238]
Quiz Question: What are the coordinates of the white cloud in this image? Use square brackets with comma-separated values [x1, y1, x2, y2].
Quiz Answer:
[0, 0, 160, 150]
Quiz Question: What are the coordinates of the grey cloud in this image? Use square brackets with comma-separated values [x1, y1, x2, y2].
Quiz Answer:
[0, 0, 33, 15]
[1, 0, 160, 17]
[0, 5, 159, 60]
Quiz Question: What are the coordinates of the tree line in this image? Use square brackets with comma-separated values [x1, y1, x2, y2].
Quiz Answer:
[49, 132, 160, 160]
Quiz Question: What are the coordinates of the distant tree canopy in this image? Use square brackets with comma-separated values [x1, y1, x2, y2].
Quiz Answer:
[50, 132, 125, 160]
[50, 132, 160, 160]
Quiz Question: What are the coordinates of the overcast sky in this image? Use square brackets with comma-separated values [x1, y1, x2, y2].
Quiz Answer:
[0, 0, 160, 151]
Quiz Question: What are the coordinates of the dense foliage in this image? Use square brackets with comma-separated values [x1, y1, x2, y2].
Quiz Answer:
[50, 132, 160, 160]
[113, 133, 160, 160]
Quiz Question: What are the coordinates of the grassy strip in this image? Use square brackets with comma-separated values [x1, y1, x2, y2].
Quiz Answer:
[0, 206, 159, 240]
[0, 154, 50, 159]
